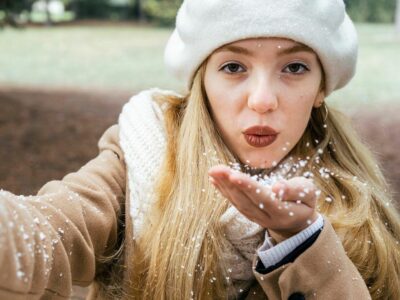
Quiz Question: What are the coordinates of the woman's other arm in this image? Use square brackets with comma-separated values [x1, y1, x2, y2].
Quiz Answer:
[0, 125, 125, 299]
[252, 217, 371, 300]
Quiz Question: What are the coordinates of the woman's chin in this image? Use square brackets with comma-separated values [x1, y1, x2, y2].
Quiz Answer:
[239, 156, 279, 169]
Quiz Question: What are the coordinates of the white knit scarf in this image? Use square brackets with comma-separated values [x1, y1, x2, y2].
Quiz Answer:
[118, 88, 292, 293]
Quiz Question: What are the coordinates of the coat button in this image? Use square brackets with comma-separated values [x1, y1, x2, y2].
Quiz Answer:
[288, 292, 305, 300]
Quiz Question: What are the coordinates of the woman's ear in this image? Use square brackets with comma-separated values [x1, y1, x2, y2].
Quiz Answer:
[313, 90, 325, 108]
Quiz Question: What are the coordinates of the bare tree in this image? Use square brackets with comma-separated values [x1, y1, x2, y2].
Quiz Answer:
[44, 0, 52, 26]
[132, 0, 145, 22]
[396, 0, 400, 34]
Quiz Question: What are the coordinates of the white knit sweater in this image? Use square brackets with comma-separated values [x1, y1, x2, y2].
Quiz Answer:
[118, 88, 323, 294]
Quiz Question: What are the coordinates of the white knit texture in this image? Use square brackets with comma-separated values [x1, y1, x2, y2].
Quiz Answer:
[118, 88, 173, 239]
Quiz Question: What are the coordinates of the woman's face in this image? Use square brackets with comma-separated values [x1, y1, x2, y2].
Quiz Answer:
[204, 37, 324, 168]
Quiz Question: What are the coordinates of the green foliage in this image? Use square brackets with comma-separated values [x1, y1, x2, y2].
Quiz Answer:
[0, 0, 34, 26]
[142, 0, 182, 27]
[345, 0, 397, 23]
[0, 0, 398, 24]
[73, 0, 110, 19]
[0, 0, 33, 13]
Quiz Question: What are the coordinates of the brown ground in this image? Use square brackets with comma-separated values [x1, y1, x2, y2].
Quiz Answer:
[351, 107, 400, 202]
[0, 85, 399, 298]
[0, 85, 132, 299]
[0, 85, 131, 195]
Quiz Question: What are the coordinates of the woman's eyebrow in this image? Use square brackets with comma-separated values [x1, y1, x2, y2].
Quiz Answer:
[278, 44, 315, 56]
[214, 44, 314, 56]
[214, 45, 255, 56]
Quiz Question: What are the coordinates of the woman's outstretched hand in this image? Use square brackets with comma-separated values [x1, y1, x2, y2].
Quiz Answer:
[208, 165, 319, 243]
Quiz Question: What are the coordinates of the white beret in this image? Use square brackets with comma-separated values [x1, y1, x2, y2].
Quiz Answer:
[164, 0, 358, 96]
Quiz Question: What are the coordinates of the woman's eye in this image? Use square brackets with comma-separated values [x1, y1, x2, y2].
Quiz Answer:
[221, 63, 245, 74]
[283, 63, 309, 74]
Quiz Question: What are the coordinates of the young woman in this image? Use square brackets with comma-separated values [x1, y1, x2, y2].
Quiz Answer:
[1, 0, 399, 299]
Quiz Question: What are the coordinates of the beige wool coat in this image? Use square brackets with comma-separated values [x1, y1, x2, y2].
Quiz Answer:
[0, 125, 371, 300]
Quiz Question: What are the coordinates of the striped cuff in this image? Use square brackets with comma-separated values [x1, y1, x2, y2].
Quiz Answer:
[257, 214, 324, 269]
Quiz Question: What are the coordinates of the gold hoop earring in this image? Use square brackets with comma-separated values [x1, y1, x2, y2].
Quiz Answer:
[321, 102, 328, 123]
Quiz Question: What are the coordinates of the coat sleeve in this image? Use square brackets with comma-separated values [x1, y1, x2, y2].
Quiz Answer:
[251, 217, 371, 300]
[0, 124, 126, 300]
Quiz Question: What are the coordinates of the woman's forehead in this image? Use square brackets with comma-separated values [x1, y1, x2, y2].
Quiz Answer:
[230, 37, 299, 46]
[213, 37, 316, 57]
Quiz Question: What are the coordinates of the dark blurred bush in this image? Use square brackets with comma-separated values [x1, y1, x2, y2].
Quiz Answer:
[72, 0, 110, 19]
[345, 0, 397, 23]
[142, 0, 181, 26]
[0, 0, 398, 26]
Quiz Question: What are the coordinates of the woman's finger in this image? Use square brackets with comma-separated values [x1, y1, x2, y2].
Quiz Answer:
[210, 165, 287, 216]
[210, 174, 231, 200]
[227, 171, 282, 212]
[272, 177, 317, 208]
[211, 171, 272, 222]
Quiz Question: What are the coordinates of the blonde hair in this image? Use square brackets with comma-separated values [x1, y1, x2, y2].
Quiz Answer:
[126, 61, 400, 299]
[297, 105, 400, 299]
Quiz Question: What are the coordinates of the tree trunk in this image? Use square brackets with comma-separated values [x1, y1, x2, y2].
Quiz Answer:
[45, 0, 52, 26]
[133, 0, 145, 22]
[396, 0, 400, 34]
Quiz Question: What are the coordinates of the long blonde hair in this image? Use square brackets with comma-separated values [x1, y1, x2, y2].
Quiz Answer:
[126, 61, 400, 299]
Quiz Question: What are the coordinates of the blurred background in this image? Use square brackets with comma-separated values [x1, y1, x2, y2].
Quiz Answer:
[0, 0, 399, 298]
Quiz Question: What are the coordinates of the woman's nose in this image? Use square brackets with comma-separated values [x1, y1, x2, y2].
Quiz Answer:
[247, 77, 278, 114]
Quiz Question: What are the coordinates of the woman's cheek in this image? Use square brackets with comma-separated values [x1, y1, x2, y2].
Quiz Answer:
[288, 113, 311, 145]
